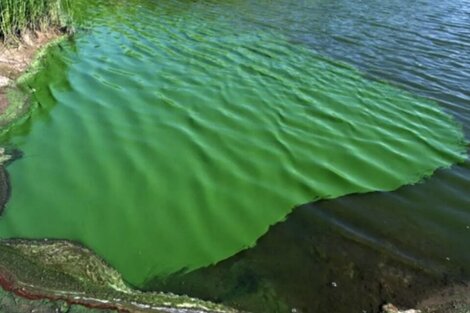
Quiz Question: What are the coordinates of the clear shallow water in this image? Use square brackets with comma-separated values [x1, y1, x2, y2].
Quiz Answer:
[0, 0, 468, 294]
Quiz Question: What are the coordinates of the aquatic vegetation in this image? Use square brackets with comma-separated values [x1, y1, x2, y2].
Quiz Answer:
[0, 0, 467, 289]
[0, 0, 71, 41]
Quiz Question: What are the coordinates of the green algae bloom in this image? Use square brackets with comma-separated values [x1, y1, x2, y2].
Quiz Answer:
[0, 0, 467, 288]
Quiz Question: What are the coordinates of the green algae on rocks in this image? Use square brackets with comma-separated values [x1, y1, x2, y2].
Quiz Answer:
[0, 239, 239, 313]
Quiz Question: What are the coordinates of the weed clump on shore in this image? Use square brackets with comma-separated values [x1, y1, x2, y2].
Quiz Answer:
[0, 0, 71, 42]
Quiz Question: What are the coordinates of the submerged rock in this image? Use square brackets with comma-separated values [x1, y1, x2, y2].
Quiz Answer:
[381, 303, 421, 313]
[0, 148, 11, 165]
[0, 239, 240, 313]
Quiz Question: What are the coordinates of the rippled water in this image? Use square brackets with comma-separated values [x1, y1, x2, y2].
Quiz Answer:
[145, 0, 470, 311]
[0, 0, 468, 303]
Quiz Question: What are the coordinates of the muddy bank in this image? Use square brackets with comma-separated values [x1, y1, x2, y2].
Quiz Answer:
[0, 239, 239, 313]
[0, 30, 63, 83]
[0, 30, 64, 129]
[0, 286, 115, 313]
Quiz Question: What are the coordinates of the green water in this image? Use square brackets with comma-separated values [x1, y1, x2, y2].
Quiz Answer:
[0, 0, 467, 287]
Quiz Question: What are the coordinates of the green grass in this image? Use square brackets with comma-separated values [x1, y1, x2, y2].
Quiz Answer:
[0, 0, 71, 41]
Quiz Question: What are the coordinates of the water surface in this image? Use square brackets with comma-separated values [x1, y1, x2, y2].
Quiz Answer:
[0, 0, 467, 293]
[146, 0, 470, 311]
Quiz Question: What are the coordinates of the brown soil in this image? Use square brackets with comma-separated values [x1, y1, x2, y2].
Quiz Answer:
[0, 95, 8, 114]
[0, 29, 62, 114]
[0, 30, 62, 77]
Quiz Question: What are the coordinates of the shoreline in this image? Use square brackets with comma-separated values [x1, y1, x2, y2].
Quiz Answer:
[0, 29, 64, 130]
[0, 32, 239, 313]
[0, 18, 468, 313]
[0, 239, 239, 313]
[0, 29, 66, 213]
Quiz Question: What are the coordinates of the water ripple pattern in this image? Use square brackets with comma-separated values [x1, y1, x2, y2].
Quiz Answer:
[0, 0, 467, 286]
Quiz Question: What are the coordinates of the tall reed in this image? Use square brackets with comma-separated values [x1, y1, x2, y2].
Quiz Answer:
[0, 0, 71, 41]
